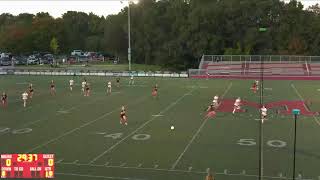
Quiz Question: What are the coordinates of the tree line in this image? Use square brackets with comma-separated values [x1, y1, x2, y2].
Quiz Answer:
[0, 0, 320, 70]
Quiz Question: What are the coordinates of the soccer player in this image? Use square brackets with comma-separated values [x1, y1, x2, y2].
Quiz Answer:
[84, 83, 90, 96]
[116, 77, 120, 88]
[28, 83, 34, 98]
[261, 105, 267, 123]
[251, 81, 258, 93]
[120, 106, 127, 125]
[107, 81, 112, 94]
[22, 91, 28, 107]
[129, 75, 134, 85]
[69, 79, 74, 91]
[232, 97, 241, 114]
[1, 92, 8, 107]
[205, 172, 214, 180]
[212, 95, 219, 108]
[81, 79, 87, 93]
[152, 84, 158, 98]
[50, 80, 56, 96]
[205, 103, 216, 118]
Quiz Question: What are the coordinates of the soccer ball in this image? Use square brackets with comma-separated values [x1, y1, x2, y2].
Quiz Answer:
[171, 126, 175, 130]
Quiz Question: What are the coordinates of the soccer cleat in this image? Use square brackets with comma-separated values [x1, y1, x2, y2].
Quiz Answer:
[125, 123, 128, 126]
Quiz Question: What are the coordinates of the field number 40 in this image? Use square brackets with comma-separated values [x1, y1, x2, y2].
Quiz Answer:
[237, 139, 287, 148]
[104, 133, 151, 141]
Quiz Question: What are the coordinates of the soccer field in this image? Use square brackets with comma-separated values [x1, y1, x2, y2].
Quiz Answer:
[1, 75, 320, 180]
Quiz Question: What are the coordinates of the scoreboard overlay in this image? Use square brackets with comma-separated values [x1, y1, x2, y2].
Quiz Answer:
[1, 154, 54, 178]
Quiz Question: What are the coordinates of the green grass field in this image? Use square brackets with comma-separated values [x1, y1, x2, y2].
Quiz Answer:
[1, 75, 320, 180]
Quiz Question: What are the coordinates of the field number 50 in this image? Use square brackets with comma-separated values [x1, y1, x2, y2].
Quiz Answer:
[237, 139, 287, 148]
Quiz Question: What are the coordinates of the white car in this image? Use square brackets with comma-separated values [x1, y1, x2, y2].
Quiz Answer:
[71, 50, 83, 56]
[27, 57, 39, 65]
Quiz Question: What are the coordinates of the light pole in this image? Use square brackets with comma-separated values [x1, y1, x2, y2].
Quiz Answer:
[292, 109, 300, 180]
[128, 0, 132, 71]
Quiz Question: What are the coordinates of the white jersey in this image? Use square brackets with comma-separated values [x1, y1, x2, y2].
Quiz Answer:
[130, 76, 134, 80]
[234, 99, 241, 106]
[22, 92, 28, 100]
[69, 79, 74, 86]
[81, 81, 86, 88]
[108, 82, 112, 88]
[261, 107, 267, 116]
[213, 96, 219, 103]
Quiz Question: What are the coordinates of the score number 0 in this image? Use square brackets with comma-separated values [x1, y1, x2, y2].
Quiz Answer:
[45, 158, 54, 178]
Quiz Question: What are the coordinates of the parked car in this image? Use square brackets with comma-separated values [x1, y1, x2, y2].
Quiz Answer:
[71, 50, 83, 56]
[67, 56, 77, 64]
[27, 57, 39, 65]
[14, 56, 27, 65]
[0, 57, 12, 66]
[41, 54, 54, 64]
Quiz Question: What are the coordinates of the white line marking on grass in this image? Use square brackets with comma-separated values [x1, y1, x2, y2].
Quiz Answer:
[56, 163, 314, 180]
[171, 117, 209, 170]
[241, 170, 246, 175]
[137, 163, 142, 168]
[171, 83, 232, 170]
[25, 96, 148, 153]
[56, 159, 63, 163]
[104, 162, 110, 166]
[188, 167, 192, 171]
[151, 114, 164, 117]
[120, 163, 126, 167]
[291, 83, 320, 127]
[279, 173, 283, 178]
[55, 172, 146, 180]
[317, 89, 320, 91]
[264, 88, 273, 90]
[88, 89, 195, 164]
[154, 164, 159, 169]
[72, 160, 79, 164]
[224, 169, 228, 174]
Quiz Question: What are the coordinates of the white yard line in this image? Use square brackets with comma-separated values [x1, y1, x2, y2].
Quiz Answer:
[291, 83, 320, 126]
[55, 172, 146, 180]
[171, 82, 232, 170]
[25, 95, 148, 153]
[88, 89, 195, 164]
[170, 117, 209, 170]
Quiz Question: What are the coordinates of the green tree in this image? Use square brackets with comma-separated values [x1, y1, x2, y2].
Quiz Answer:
[50, 37, 59, 54]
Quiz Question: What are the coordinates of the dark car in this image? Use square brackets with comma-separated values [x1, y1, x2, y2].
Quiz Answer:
[0, 57, 12, 66]
[14, 56, 27, 65]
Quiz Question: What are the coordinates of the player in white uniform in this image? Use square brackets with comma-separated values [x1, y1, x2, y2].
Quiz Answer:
[212, 95, 219, 108]
[261, 105, 267, 123]
[129, 75, 134, 85]
[69, 79, 74, 91]
[233, 97, 241, 114]
[107, 81, 112, 94]
[22, 91, 28, 107]
[81, 80, 87, 93]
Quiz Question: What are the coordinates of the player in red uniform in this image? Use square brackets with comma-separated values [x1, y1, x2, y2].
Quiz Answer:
[152, 84, 158, 98]
[120, 106, 127, 125]
[205, 103, 216, 118]
[1, 92, 8, 107]
[50, 80, 56, 96]
[28, 83, 34, 98]
[251, 81, 257, 93]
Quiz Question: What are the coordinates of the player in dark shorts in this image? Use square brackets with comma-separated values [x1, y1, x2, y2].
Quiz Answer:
[50, 80, 56, 96]
[1, 92, 8, 107]
[120, 106, 127, 125]
[84, 83, 91, 96]
[205, 103, 216, 118]
[28, 84, 34, 98]
[116, 77, 120, 88]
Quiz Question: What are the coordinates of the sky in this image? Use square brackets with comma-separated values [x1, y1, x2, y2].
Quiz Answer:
[0, 0, 319, 18]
